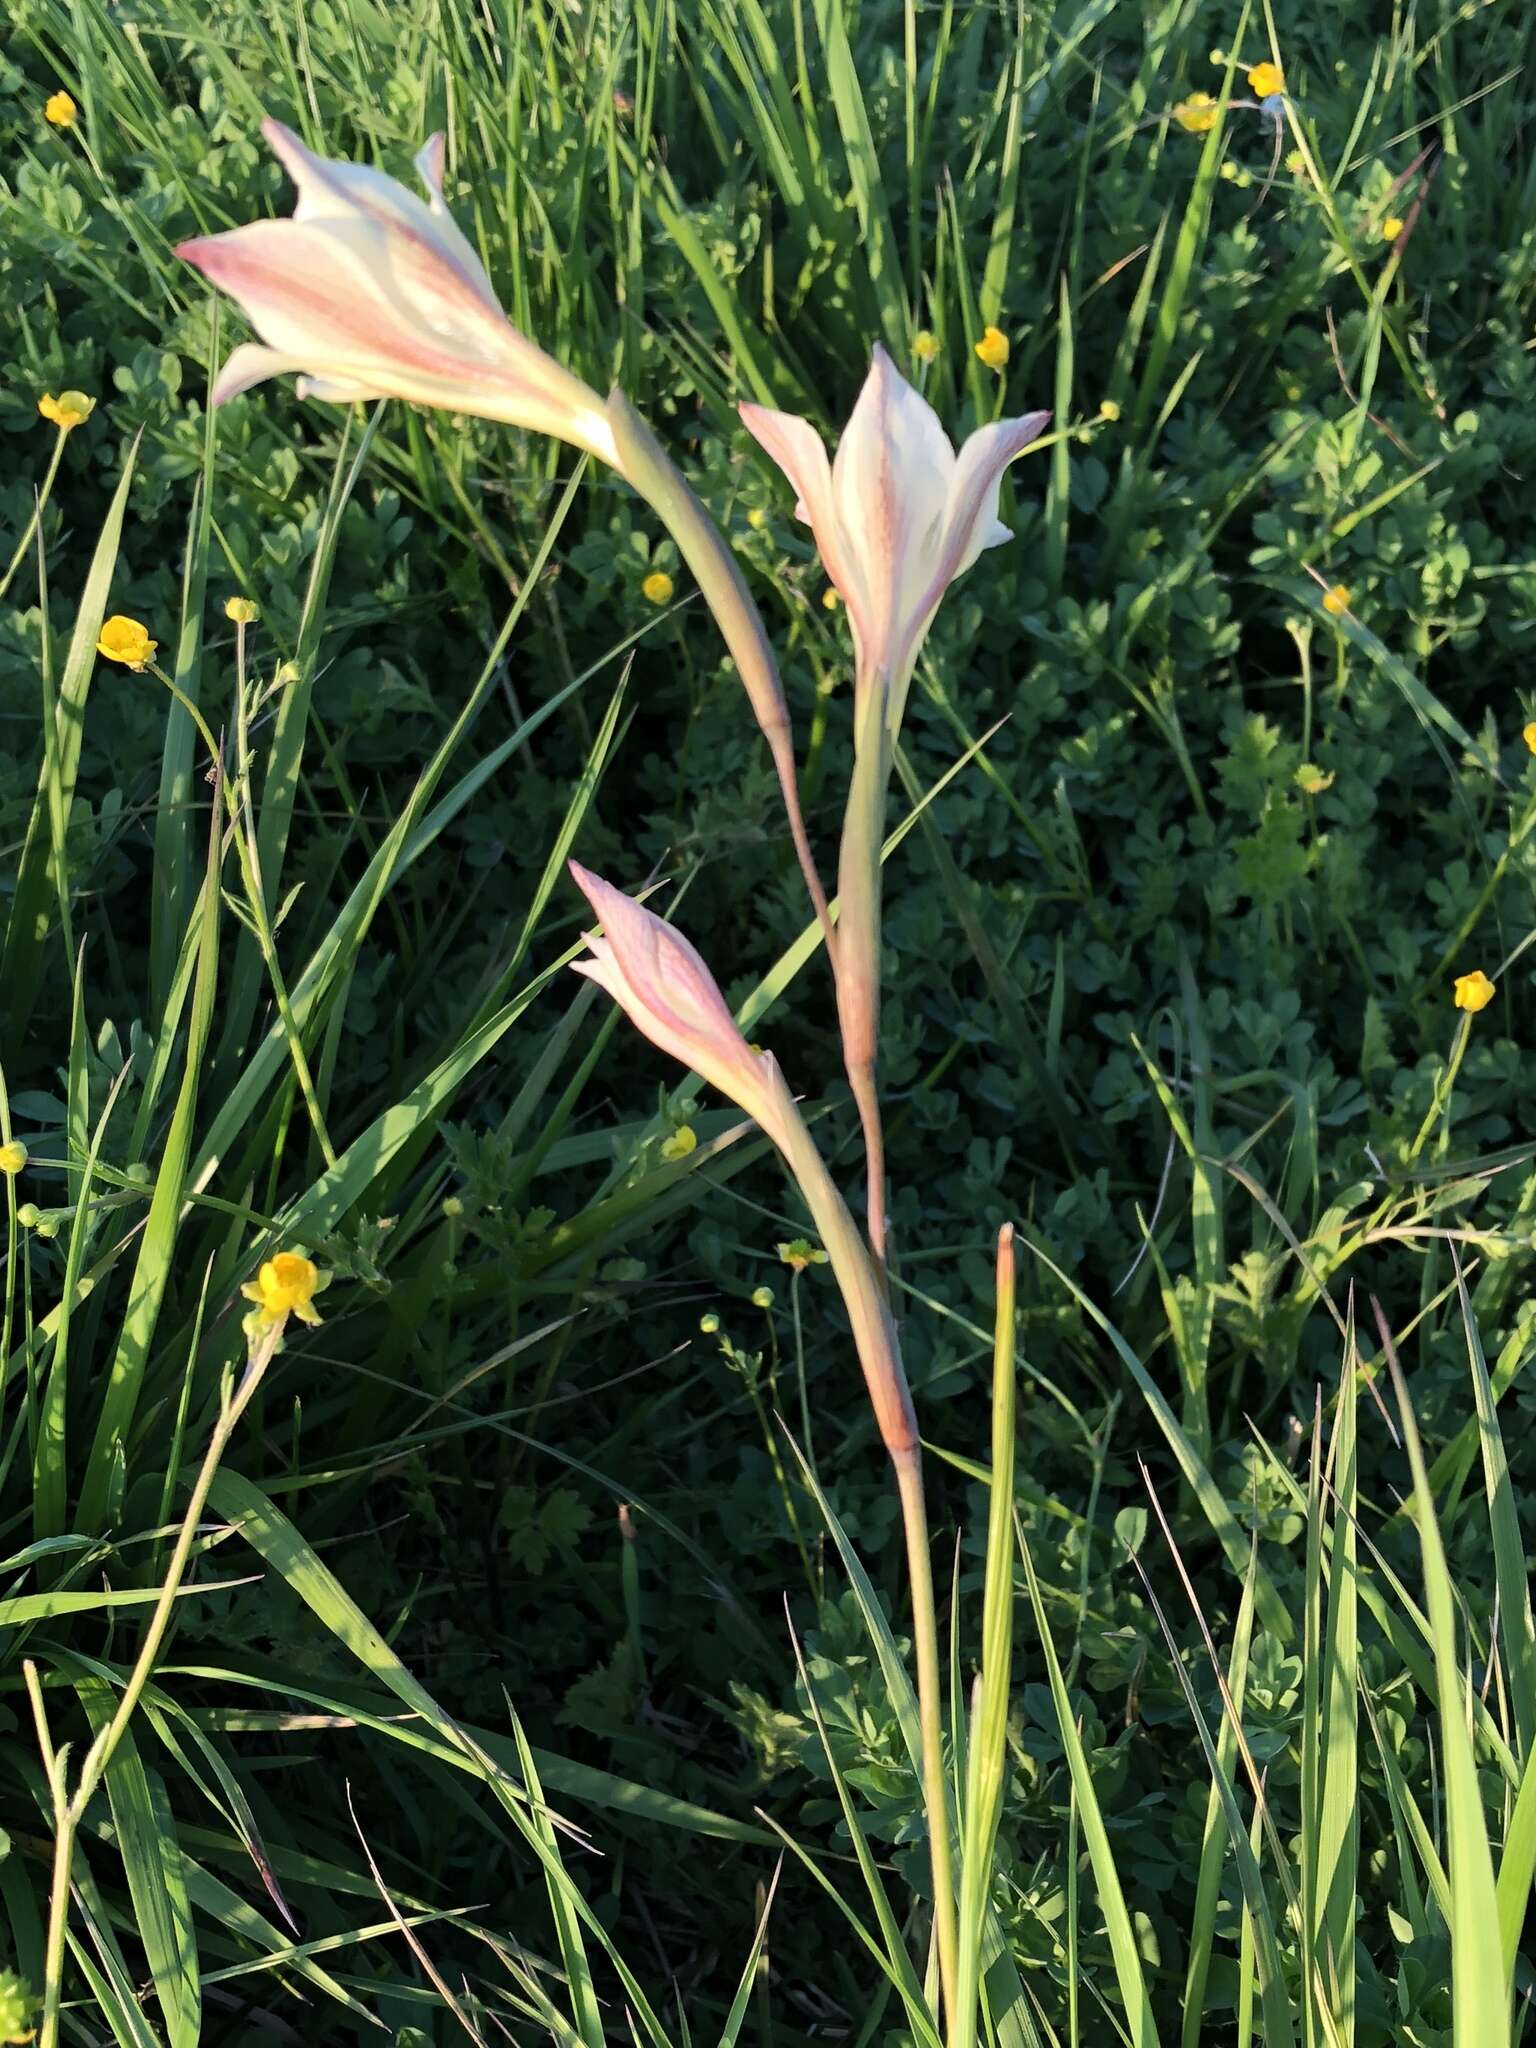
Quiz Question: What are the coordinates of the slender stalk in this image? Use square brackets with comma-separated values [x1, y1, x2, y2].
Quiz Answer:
[1408, 1011, 1471, 1163]
[0, 432, 67, 607]
[32, 1324, 282, 2048]
[893, 1443, 959, 2026]
[606, 390, 837, 959]
[847, 1055, 889, 1271]
[146, 653, 338, 1167]
[836, 672, 895, 1277]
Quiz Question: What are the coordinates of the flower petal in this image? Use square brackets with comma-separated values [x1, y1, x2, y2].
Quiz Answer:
[739, 401, 869, 625]
[263, 117, 501, 316]
[209, 341, 311, 405]
[925, 408, 1050, 593]
[829, 346, 956, 665]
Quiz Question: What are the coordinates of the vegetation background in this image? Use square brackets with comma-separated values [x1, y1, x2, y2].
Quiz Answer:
[2, 0, 1534, 2041]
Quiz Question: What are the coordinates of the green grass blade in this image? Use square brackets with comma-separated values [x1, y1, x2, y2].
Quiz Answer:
[1377, 1300, 1510, 2047]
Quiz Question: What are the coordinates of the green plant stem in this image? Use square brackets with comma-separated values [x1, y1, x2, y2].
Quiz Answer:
[31, 1322, 282, 2048]
[0, 431, 66, 606]
[893, 1441, 959, 2026]
[1408, 1012, 1471, 1163]
[147, 655, 338, 1168]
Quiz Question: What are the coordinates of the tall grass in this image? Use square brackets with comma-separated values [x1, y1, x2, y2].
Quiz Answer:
[2, 0, 1534, 2040]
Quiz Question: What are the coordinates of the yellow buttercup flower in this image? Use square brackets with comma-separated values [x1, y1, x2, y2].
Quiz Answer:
[45, 91, 77, 128]
[822, 586, 841, 611]
[1452, 970, 1495, 1014]
[97, 616, 157, 669]
[1173, 92, 1220, 134]
[241, 1249, 329, 1329]
[1294, 763, 1335, 795]
[1522, 720, 1536, 755]
[974, 325, 1010, 371]
[224, 595, 260, 624]
[777, 1237, 828, 1273]
[745, 506, 768, 530]
[1321, 584, 1350, 617]
[38, 390, 94, 431]
[0, 1141, 27, 1176]
[751, 1285, 774, 1309]
[641, 570, 674, 605]
[1380, 216, 1404, 243]
[660, 1125, 697, 1161]
[912, 330, 940, 364]
[1247, 61, 1284, 98]
[1285, 149, 1307, 175]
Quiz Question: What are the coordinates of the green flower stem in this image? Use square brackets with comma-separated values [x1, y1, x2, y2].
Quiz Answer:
[147, 654, 338, 1170]
[0, 431, 67, 607]
[1408, 1011, 1473, 1163]
[28, 1323, 283, 2048]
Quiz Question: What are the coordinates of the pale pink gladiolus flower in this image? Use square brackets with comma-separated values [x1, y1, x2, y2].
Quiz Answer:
[176, 120, 618, 467]
[568, 863, 799, 1155]
[740, 344, 1048, 717]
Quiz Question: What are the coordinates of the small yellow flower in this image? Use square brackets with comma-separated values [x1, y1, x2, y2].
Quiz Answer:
[777, 1237, 828, 1273]
[225, 595, 260, 624]
[821, 586, 841, 611]
[660, 1124, 698, 1161]
[1294, 763, 1335, 795]
[97, 616, 157, 669]
[1380, 215, 1404, 243]
[1285, 149, 1307, 175]
[1522, 720, 1536, 755]
[1321, 584, 1350, 618]
[912, 329, 940, 364]
[0, 1141, 27, 1177]
[751, 1285, 774, 1309]
[641, 570, 674, 605]
[1247, 61, 1284, 98]
[699, 1312, 721, 1335]
[745, 506, 768, 530]
[1173, 91, 1220, 134]
[45, 90, 77, 128]
[1452, 970, 1496, 1014]
[1098, 398, 1121, 422]
[241, 1249, 328, 1329]
[1209, 48, 1227, 65]
[39, 390, 94, 432]
[974, 325, 1010, 371]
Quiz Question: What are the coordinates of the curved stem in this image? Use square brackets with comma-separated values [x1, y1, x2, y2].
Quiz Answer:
[33, 1327, 281, 2048]
[0, 433, 66, 607]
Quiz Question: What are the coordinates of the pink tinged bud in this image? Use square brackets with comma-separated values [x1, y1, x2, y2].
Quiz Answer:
[740, 344, 1048, 712]
[569, 860, 916, 1455]
[176, 119, 619, 469]
[567, 863, 797, 1153]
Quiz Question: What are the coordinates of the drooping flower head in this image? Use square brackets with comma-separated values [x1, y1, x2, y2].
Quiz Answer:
[1452, 970, 1495, 1015]
[176, 120, 618, 467]
[739, 345, 1047, 716]
[568, 863, 796, 1153]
